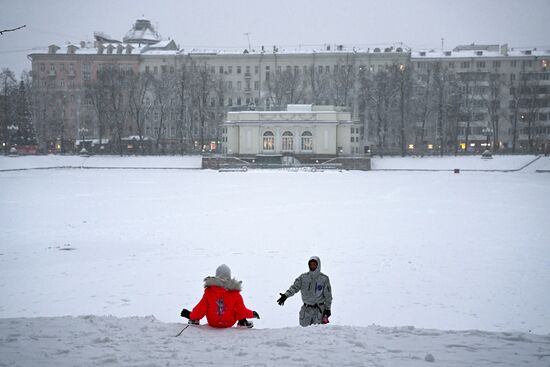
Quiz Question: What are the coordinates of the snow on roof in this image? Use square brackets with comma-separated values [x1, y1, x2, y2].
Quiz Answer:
[184, 43, 409, 56]
[412, 45, 550, 59]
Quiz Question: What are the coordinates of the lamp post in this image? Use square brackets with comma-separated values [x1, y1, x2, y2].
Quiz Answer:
[482, 126, 493, 151]
[78, 127, 89, 156]
[7, 124, 19, 155]
[78, 127, 88, 145]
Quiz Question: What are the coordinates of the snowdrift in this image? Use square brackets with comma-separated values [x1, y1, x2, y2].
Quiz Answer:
[1, 315, 548, 366]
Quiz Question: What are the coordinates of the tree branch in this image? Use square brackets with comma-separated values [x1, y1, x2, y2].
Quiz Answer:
[0, 25, 26, 35]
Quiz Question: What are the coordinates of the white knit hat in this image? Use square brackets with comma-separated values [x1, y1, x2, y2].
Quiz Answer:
[215, 264, 231, 279]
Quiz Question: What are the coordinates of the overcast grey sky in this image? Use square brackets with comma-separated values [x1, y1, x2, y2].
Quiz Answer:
[1, 0, 549, 77]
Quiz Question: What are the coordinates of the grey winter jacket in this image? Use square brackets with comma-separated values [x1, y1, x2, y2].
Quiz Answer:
[284, 256, 332, 310]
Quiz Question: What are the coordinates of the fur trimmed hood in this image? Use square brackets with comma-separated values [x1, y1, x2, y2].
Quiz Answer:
[204, 276, 242, 291]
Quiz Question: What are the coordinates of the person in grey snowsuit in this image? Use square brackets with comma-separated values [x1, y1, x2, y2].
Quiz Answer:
[277, 256, 332, 326]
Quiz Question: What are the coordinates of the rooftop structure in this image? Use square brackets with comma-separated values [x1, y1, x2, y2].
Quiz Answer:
[123, 18, 161, 45]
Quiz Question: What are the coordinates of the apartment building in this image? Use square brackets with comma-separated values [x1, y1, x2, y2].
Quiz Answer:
[28, 18, 549, 155]
[412, 44, 550, 153]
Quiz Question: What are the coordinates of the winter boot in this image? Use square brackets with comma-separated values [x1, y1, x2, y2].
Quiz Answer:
[237, 318, 254, 328]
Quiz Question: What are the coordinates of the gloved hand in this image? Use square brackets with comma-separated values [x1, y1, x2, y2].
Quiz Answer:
[252, 311, 260, 319]
[180, 308, 191, 319]
[323, 309, 331, 318]
[277, 293, 287, 306]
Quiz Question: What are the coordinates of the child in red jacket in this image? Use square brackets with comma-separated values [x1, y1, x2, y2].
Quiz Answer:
[180, 264, 260, 328]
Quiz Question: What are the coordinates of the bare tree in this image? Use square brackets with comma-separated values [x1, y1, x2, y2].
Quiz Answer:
[103, 67, 130, 155]
[396, 63, 413, 156]
[410, 66, 435, 155]
[211, 72, 227, 152]
[360, 66, 400, 156]
[483, 72, 505, 152]
[174, 56, 195, 154]
[308, 53, 331, 105]
[189, 62, 216, 150]
[519, 71, 542, 153]
[127, 71, 153, 154]
[506, 75, 522, 152]
[151, 73, 173, 154]
[330, 56, 356, 108]
[433, 64, 462, 155]
[85, 74, 110, 152]
[266, 67, 307, 106]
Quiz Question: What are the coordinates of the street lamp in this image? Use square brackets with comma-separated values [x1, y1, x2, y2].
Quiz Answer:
[7, 124, 19, 154]
[482, 126, 493, 150]
[78, 127, 89, 143]
[78, 127, 89, 156]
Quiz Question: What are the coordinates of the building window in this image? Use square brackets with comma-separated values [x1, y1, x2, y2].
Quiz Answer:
[153, 66, 158, 74]
[145, 66, 150, 73]
[227, 81, 233, 89]
[301, 131, 313, 151]
[254, 66, 259, 74]
[228, 97, 233, 106]
[476, 61, 486, 68]
[40, 63, 45, 71]
[228, 66, 233, 74]
[461, 62, 470, 69]
[263, 131, 274, 150]
[237, 97, 241, 105]
[237, 66, 241, 74]
[254, 81, 259, 90]
[237, 81, 241, 90]
[282, 131, 294, 151]
[511, 60, 517, 68]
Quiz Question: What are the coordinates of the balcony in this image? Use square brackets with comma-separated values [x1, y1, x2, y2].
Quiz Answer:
[48, 69, 56, 77]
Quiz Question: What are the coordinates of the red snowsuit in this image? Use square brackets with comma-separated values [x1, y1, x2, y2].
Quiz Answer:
[189, 276, 254, 328]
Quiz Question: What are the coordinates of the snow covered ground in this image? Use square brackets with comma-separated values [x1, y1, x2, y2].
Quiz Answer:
[1, 155, 549, 366]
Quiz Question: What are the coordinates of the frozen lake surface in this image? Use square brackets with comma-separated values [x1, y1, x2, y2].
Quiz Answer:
[1, 155, 549, 366]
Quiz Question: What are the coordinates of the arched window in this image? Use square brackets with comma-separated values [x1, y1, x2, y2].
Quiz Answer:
[301, 131, 313, 151]
[282, 131, 294, 151]
[263, 131, 274, 150]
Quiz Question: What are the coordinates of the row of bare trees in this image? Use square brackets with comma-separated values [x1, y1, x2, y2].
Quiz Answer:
[80, 56, 228, 154]
[359, 63, 547, 156]
[4, 54, 548, 155]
